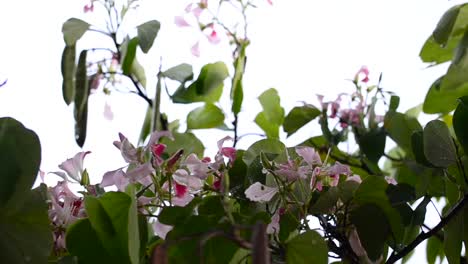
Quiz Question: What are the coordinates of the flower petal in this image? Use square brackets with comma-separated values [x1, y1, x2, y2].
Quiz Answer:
[153, 220, 173, 239]
[295, 146, 321, 166]
[174, 16, 190, 27]
[244, 182, 278, 202]
[58, 151, 91, 182]
[191, 41, 200, 57]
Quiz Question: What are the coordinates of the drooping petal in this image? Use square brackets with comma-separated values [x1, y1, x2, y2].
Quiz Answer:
[191, 41, 200, 57]
[295, 146, 322, 166]
[58, 151, 91, 183]
[267, 210, 280, 235]
[174, 16, 190, 27]
[126, 163, 154, 183]
[327, 162, 351, 176]
[244, 182, 278, 203]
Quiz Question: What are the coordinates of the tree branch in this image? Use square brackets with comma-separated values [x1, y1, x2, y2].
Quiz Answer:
[386, 194, 468, 264]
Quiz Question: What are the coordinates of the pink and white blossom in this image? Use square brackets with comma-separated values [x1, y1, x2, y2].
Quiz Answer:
[184, 153, 210, 179]
[153, 220, 173, 239]
[245, 182, 278, 203]
[54, 151, 91, 183]
[295, 146, 321, 166]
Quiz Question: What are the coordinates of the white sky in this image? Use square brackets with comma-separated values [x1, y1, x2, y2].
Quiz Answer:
[0, 0, 465, 263]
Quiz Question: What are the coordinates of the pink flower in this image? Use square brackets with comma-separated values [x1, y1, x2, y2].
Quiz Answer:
[83, 3, 94, 13]
[153, 220, 173, 239]
[175, 182, 188, 198]
[267, 0, 273, 5]
[54, 151, 91, 183]
[355, 66, 369, 83]
[172, 169, 204, 191]
[184, 153, 210, 179]
[113, 133, 139, 163]
[295, 146, 322, 166]
[174, 16, 190, 27]
[101, 168, 128, 191]
[217, 136, 236, 161]
[267, 210, 280, 235]
[151, 143, 166, 166]
[103, 102, 114, 121]
[206, 27, 221, 44]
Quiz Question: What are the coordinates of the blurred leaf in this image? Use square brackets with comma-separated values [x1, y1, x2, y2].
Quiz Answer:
[389, 95, 400, 111]
[243, 139, 286, 166]
[405, 104, 423, 119]
[444, 210, 463, 264]
[424, 76, 468, 114]
[441, 32, 468, 92]
[138, 106, 152, 145]
[384, 111, 422, 156]
[453, 96, 468, 153]
[231, 45, 247, 114]
[279, 211, 300, 243]
[62, 18, 90, 46]
[74, 50, 88, 113]
[67, 218, 115, 263]
[85, 191, 140, 264]
[74, 99, 88, 147]
[283, 105, 321, 137]
[195, 62, 229, 95]
[0, 185, 52, 264]
[411, 196, 431, 226]
[158, 199, 200, 226]
[160, 132, 204, 157]
[338, 180, 360, 203]
[423, 120, 457, 168]
[187, 103, 225, 129]
[122, 37, 139, 75]
[0, 117, 41, 207]
[255, 88, 285, 139]
[61, 45, 76, 105]
[286, 230, 327, 264]
[229, 150, 248, 197]
[309, 187, 339, 214]
[433, 5, 460, 46]
[411, 131, 433, 167]
[357, 128, 386, 163]
[350, 204, 390, 261]
[420, 35, 461, 65]
[427, 236, 445, 264]
[386, 184, 415, 206]
[162, 63, 193, 83]
[131, 58, 147, 88]
[137, 20, 160, 53]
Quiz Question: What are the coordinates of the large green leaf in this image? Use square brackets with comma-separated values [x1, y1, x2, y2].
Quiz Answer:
[384, 111, 422, 155]
[243, 139, 286, 166]
[423, 76, 468, 114]
[411, 131, 433, 167]
[61, 45, 76, 105]
[160, 132, 205, 157]
[420, 35, 462, 65]
[309, 187, 339, 214]
[66, 218, 115, 263]
[283, 105, 321, 137]
[255, 88, 285, 139]
[74, 98, 88, 147]
[62, 18, 90, 46]
[441, 31, 468, 92]
[187, 103, 225, 129]
[0, 117, 41, 207]
[286, 230, 328, 264]
[231, 44, 247, 115]
[122, 37, 139, 75]
[350, 204, 390, 261]
[162, 63, 193, 83]
[137, 20, 160, 53]
[453, 96, 468, 153]
[74, 50, 88, 113]
[423, 120, 457, 168]
[356, 128, 386, 163]
[444, 210, 463, 264]
[131, 58, 147, 88]
[84, 191, 140, 264]
[426, 236, 445, 264]
[0, 185, 52, 264]
[433, 5, 461, 46]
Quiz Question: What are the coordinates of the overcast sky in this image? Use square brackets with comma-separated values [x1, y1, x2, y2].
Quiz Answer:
[0, 1, 464, 262]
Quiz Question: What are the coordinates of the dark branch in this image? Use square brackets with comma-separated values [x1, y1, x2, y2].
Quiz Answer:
[386, 194, 468, 264]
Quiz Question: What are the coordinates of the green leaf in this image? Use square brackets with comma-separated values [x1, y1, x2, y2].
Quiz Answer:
[384, 111, 422, 156]
[389, 95, 400, 111]
[228, 150, 248, 197]
[66, 218, 115, 263]
[420, 35, 462, 65]
[84, 191, 140, 264]
[427, 236, 445, 264]
[138, 106, 152, 145]
[61, 45, 76, 105]
[411, 131, 433, 167]
[283, 105, 321, 137]
[350, 204, 390, 261]
[74, 50, 88, 113]
[433, 5, 461, 46]
[131, 58, 147, 88]
[279, 211, 300, 243]
[255, 88, 285, 139]
[243, 139, 286, 166]
[444, 210, 463, 264]
[357, 128, 386, 163]
[62, 18, 90, 46]
[337, 180, 360, 203]
[162, 63, 193, 83]
[423, 76, 468, 114]
[195, 62, 229, 96]
[187, 103, 225, 129]
[160, 132, 204, 157]
[0, 117, 41, 207]
[137, 20, 160, 53]
[309, 187, 339, 214]
[74, 98, 88, 147]
[411, 196, 431, 226]
[286, 230, 327, 264]
[231, 45, 247, 114]
[423, 120, 457, 168]
[453, 96, 468, 153]
[122, 37, 139, 75]
[0, 185, 52, 264]
[158, 199, 200, 226]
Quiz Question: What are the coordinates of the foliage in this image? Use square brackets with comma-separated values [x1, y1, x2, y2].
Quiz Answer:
[2, 0, 468, 263]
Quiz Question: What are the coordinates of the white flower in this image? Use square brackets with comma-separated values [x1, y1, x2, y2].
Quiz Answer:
[244, 182, 278, 203]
